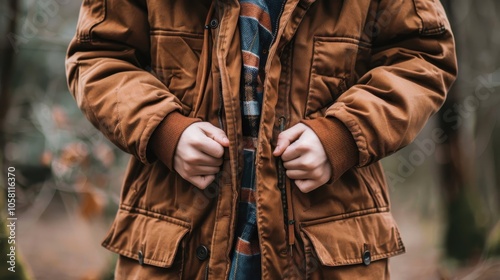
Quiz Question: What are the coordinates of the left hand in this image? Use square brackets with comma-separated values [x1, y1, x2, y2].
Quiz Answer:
[273, 123, 332, 193]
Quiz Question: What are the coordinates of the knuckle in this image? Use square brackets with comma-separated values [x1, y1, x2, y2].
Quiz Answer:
[277, 133, 289, 143]
[303, 159, 315, 169]
[294, 141, 306, 150]
[185, 155, 196, 164]
[312, 168, 322, 178]
[297, 161, 308, 169]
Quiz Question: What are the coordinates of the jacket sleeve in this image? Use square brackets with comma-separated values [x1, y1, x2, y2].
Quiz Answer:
[65, 0, 198, 169]
[303, 0, 457, 182]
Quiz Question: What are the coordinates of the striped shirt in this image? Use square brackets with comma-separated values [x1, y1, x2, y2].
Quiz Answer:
[229, 1, 286, 279]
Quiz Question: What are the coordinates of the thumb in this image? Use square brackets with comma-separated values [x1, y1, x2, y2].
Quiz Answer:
[200, 123, 230, 147]
[273, 123, 307, 156]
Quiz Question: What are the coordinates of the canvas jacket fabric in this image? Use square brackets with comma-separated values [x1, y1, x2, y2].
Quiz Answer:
[66, 0, 457, 279]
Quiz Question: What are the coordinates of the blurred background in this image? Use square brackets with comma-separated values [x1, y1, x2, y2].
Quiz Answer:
[0, 0, 499, 279]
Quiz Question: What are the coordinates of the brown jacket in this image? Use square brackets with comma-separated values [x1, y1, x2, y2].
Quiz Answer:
[66, 0, 457, 279]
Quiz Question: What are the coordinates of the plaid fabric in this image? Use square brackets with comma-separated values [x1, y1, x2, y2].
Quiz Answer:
[229, 1, 285, 279]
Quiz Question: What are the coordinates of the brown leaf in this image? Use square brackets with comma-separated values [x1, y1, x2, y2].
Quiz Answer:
[92, 143, 115, 168]
[40, 150, 53, 166]
[76, 179, 106, 220]
[52, 106, 69, 128]
[59, 142, 89, 167]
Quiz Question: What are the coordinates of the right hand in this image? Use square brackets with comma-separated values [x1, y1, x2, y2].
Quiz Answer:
[174, 122, 229, 189]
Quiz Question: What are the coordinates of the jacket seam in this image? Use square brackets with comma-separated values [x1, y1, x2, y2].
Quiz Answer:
[150, 29, 204, 37]
[102, 243, 169, 267]
[102, 242, 185, 268]
[138, 113, 164, 164]
[120, 205, 192, 229]
[299, 207, 390, 227]
[78, 69, 112, 148]
[115, 88, 128, 154]
[318, 248, 405, 267]
[313, 35, 372, 49]
[78, 0, 107, 43]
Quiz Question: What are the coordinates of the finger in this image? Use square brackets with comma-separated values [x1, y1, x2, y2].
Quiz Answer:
[197, 156, 224, 167]
[286, 169, 310, 180]
[281, 141, 302, 162]
[181, 149, 223, 166]
[295, 179, 319, 193]
[283, 154, 320, 171]
[189, 174, 216, 190]
[196, 138, 225, 159]
[200, 123, 230, 147]
[273, 123, 307, 156]
[190, 165, 220, 176]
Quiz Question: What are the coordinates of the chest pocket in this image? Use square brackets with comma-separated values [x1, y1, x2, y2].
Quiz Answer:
[150, 32, 204, 114]
[305, 37, 370, 118]
[413, 0, 447, 35]
[76, 0, 106, 42]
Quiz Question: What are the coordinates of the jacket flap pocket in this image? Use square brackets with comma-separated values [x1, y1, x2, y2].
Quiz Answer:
[413, 0, 447, 35]
[102, 209, 190, 268]
[76, 0, 106, 42]
[306, 37, 370, 117]
[301, 212, 405, 266]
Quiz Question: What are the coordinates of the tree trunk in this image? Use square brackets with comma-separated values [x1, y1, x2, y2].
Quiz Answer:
[438, 0, 486, 261]
[0, 0, 18, 130]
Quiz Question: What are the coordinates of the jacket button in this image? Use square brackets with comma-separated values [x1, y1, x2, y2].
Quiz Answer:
[362, 250, 371, 266]
[196, 245, 209, 261]
[138, 250, 144, 265]
[209, 19, 219, 29]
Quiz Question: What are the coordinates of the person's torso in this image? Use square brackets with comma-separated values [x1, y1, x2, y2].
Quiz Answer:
[103, 1, 408, 279]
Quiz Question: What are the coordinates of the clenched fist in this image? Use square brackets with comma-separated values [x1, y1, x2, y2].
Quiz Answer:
[174, 122, 229, 189]
[273, 123, 332, 193]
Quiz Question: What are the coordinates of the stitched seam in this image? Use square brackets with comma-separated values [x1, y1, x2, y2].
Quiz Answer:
[149, 29, 204, 37]
[319, 248, 405, 266]
[78, 0, 107, 42]
[115, 88, 128, 153]
[299, 207, 390, 227]
[119, 205, 191, 228]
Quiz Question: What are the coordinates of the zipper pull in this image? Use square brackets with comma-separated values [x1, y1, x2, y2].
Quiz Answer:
[279, 116, 287, 132]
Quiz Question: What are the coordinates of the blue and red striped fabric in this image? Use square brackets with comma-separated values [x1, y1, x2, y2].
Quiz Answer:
[229, 0, 286, 279]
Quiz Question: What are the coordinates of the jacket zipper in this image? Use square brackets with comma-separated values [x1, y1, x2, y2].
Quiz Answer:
[218, 77, 224, 130]
[270, 0, 288, 47]
[204, 262, 209, 280]
[278, 116, 295, 256]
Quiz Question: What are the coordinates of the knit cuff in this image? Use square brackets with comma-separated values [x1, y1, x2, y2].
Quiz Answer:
[148, 111, 200, 170]
[301, 117, 359, 183]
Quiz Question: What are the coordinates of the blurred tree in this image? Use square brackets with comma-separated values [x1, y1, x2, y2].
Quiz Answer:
[0, 1, 31, 279]
[0, 0, 17, 131]
[439, 0, 499, 261]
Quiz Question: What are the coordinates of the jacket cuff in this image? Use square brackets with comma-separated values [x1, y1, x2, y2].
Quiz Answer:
[148, 111, 200, 170]
[301, 117, 359, 183]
